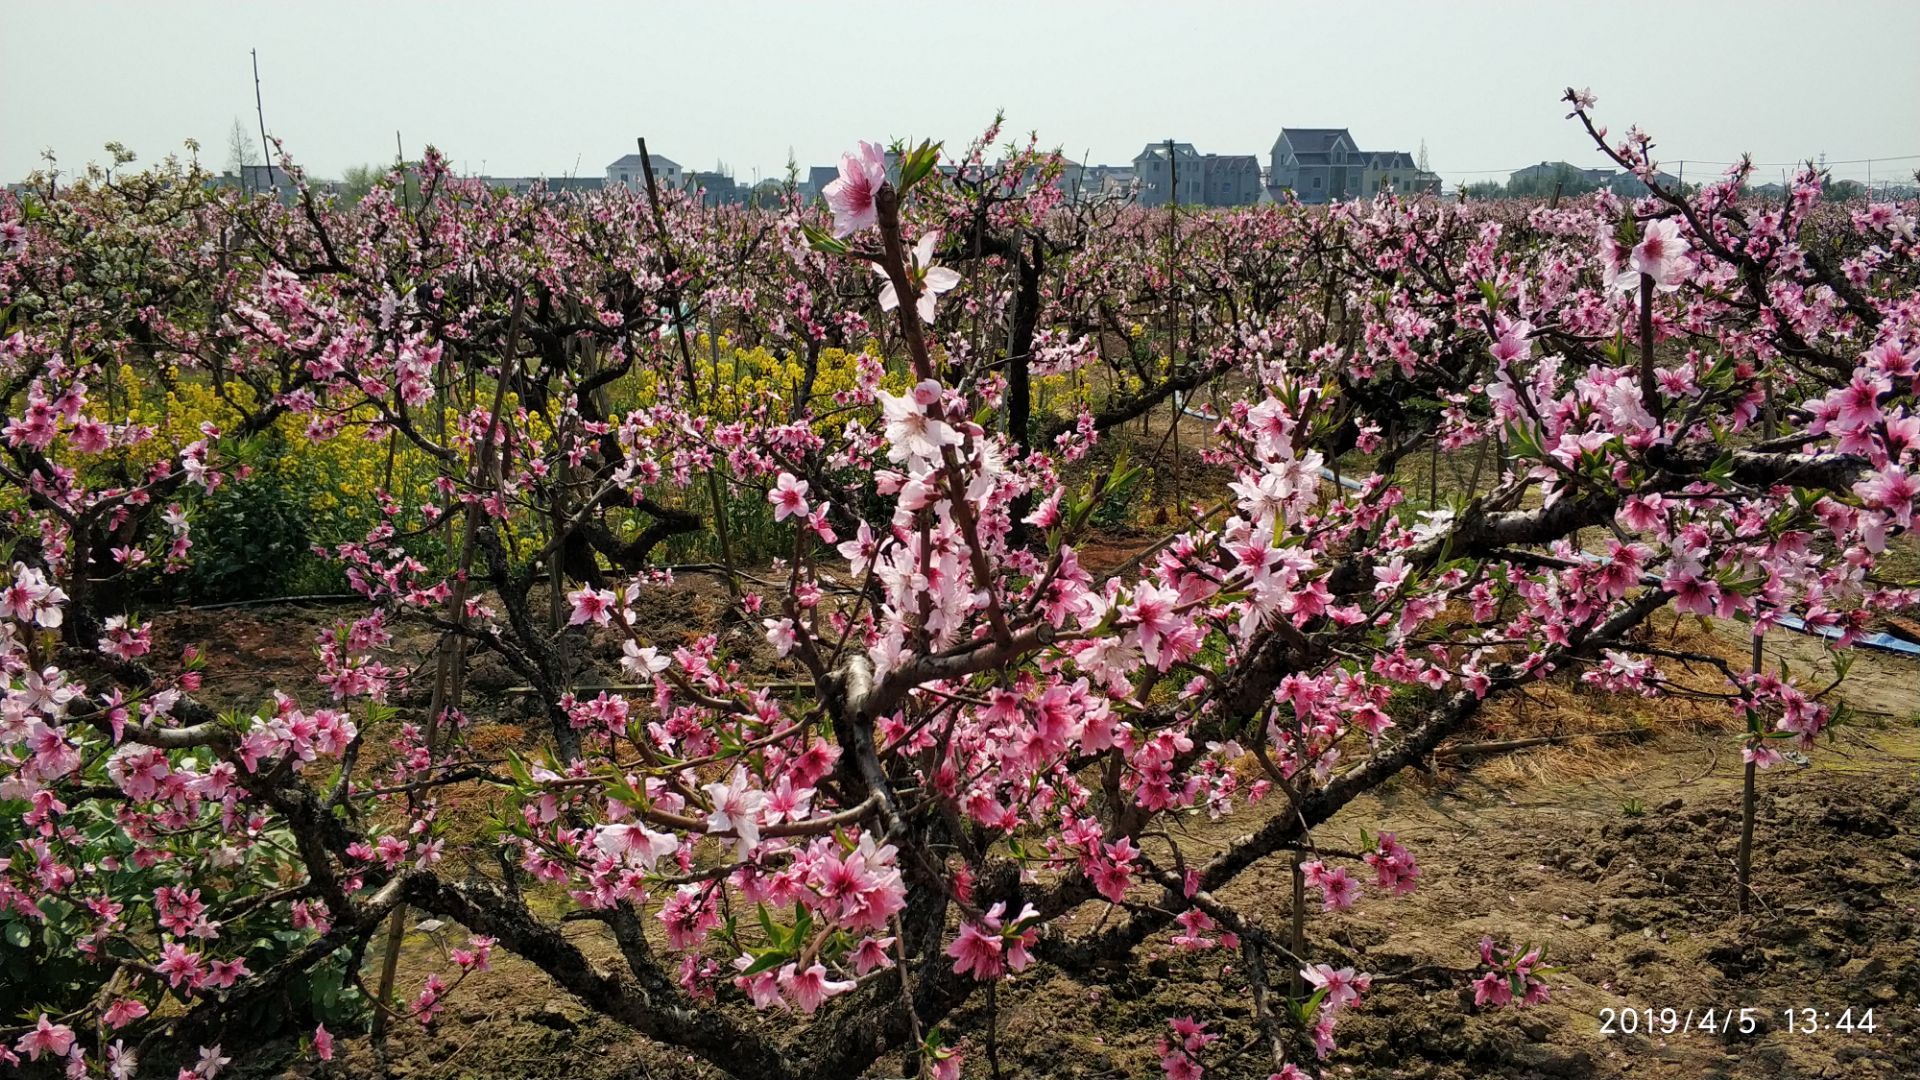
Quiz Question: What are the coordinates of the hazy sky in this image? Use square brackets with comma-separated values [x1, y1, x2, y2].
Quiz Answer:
[6, 1, 1919, 187]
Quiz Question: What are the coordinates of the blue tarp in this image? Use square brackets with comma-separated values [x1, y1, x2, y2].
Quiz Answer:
[1772, 614, 1920, 657]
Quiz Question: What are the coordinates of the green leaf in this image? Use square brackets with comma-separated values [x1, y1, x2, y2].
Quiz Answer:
[897, 139, 944, 194]
[738, 948, 790, 977]
[921, 1025, 951, 1054]
[1504, 421, 1542, 461]
[800, 223, 849, 256]
[1700, 353, 1736, 390]
[1294, 985, 1330, 1023]
[504, 748, 533, 789]
[1703, 452, 1737, 487]
[1831, 651, 1854, 682]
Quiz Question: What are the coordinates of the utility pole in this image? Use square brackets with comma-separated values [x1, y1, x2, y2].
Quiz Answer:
[1166, 139, 1180, 490]
[396, 131, 410, 213]
[251, 49, 273, 192]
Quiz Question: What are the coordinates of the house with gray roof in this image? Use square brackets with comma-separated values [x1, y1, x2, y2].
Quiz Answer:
[1606, 169, 1681, 198]
[1133, 143, 1203, 207]
[478, 175, 605, 198]
[605, 153, 682, 193]
[1132, 143, 1263, 207]
[800, 165, 840, 202]
[1507, 160, 1616, 194]
[1200, 153, 1263, 207]
[1054, 163, 1137, 203]
[543, 176, 606, 195]
[210, 163, 345, 202]
[1270, 129, 1438, 203]
[1363, 150, 1440, 197]
[687, 170, 743, 206]
[1269, 128, 1361, 203]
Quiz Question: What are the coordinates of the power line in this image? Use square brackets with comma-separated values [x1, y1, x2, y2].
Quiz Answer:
[1679, 154, 1920, 167]
[1436, 153, 1920, 177]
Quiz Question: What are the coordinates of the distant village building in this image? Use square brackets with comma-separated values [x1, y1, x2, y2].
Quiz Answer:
[1607, 170, 1680, 198]
[1054, 163, 1136, 202]
[1270, 129, 1359, 202]
[235, 163, 287, 194]
[1132, 143, 1262, 207]
[1270, 129, 1438, 203]
[543, 176, 607, 196]
[1133, 143, 1203, 207]
[1200, 153, 1263, 207]
[1503, 161, 1680, 199]
[477, 175, 604, 197]
[1507, 160, 1615, 192]
[210, 164, 341, 202]
[799, 154, 941, 202]
[478, 176, 540, 195]
[1363, 151, 1440, 197]
[687, 170, 743, 206]
[605, 153, 682, 192]
[1092, 166, 1137, 201]
[800, 165, 839, 202]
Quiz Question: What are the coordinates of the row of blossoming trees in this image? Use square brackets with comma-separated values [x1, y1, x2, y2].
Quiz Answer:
[0, 93, 1916, 1079]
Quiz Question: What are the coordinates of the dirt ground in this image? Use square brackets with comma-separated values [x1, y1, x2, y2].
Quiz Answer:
[117, 406, 1920, 1079]
[161, 594, 1906, 1080]
[909, 621, 1920, 1080]
[960, 713, 1920, 1080]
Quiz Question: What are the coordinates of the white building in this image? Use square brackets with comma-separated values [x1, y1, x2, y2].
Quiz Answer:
[605, 153, 682, 193]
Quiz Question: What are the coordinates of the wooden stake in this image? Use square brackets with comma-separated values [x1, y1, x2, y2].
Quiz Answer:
[1736, 632, 1762, 914]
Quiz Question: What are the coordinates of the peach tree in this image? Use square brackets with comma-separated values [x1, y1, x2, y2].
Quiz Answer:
[0, 96, 1915, 1079]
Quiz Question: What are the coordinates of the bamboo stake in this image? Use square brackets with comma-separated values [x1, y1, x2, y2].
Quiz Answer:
[1289, 853, 1307, 999]
[1736, 632, 1762, 915]
[372, 294, 527, 1040]
[1738, 376, 1780, 916]
[639, 137, 741, 595]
